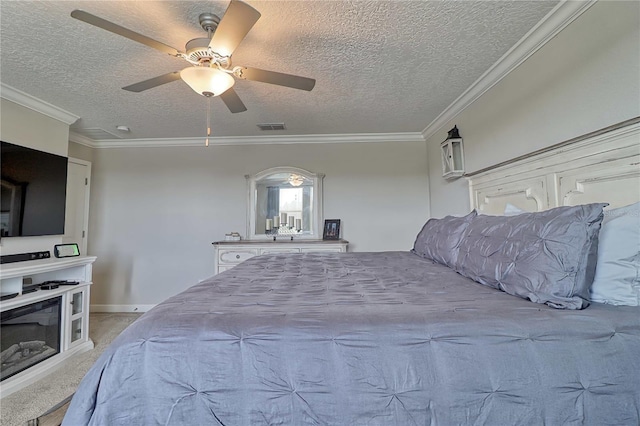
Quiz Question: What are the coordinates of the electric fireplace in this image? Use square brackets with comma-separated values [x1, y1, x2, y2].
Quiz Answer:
[1, 297, 61, 381]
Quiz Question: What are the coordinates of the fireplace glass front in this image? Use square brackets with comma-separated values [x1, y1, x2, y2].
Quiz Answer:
[1, 297, 61, 381]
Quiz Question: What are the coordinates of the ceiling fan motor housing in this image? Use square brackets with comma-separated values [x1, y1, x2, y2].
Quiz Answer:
[199, 13, 220, 32]
[185, 37, 230, 68]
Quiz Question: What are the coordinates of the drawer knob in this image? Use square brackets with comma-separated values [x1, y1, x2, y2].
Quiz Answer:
[236, 254, 240, 259]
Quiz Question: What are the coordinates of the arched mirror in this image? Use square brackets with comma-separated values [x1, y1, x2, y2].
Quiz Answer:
[246, 167, 324, 240]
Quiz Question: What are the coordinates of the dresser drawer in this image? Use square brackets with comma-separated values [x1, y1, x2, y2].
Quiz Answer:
[213, 240, 348, 275]
[300, 247, 344, 253]
[218, 249, 258, 264]
[259, 248, 301, 255]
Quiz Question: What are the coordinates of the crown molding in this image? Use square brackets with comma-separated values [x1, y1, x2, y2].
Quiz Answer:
[0, 83, 80, 125]
[421, 0, 597, 141]
[68, 132, 97, 148]
[69, 131, 426, 149]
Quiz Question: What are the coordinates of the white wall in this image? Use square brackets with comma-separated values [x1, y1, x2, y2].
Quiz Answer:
[68, 141, 94, 163]
[0, 99, 71, 255]
[0, 99, 69, 156]
[427, 0, 640, 218]
[88, 141, 429, 307]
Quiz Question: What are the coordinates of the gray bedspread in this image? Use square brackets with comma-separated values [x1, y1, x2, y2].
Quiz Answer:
[64, 252, 640, 425]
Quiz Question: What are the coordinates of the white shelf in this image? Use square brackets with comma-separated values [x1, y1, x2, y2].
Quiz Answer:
[0, 282, 90, 312]
[0, 256, 96, 298]
[0, 256, 96, 280]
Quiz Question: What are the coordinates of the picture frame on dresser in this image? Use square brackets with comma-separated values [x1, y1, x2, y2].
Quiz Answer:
[323, 219, 341, 240]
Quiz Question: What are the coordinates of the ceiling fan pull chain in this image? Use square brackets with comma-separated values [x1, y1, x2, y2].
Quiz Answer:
[205, 96, 212, 147]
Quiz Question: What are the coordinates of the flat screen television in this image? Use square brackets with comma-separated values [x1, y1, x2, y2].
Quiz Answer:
[1, 141, 68, 237]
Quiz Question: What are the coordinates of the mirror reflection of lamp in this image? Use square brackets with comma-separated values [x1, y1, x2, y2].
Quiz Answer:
[288, 174, 304, 187]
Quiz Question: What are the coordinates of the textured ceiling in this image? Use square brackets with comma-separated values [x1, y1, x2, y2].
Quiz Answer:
[0, 1, 559, 140]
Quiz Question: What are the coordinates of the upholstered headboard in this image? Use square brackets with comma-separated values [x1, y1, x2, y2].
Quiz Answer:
[467, 119, 640, 215]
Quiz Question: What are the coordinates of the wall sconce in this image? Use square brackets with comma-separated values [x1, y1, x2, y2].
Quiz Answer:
[441, 125, 464, 180]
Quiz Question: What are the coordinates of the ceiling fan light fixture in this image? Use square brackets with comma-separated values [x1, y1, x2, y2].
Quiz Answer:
[180, 67, 235, 97]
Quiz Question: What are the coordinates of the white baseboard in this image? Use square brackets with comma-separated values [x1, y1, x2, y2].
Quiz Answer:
[91, 304, 156, 313]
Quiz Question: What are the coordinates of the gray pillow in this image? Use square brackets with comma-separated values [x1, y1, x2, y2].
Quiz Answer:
[454, 203, 607, 309]
[411, 210, 477, 267]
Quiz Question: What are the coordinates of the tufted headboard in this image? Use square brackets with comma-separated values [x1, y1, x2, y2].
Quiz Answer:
[467, 118, 640, 215]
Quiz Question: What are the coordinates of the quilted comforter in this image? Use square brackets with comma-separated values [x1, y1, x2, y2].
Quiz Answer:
[63, 252, 640, 425]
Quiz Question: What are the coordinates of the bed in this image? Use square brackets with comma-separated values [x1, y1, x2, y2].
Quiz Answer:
[63, 120, 640, 425]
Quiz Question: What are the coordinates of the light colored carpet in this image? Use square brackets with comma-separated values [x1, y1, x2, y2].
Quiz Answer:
[0, 312, 142, 426]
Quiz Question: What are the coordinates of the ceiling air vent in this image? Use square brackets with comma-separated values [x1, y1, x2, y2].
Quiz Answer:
[257, 123, 286, 131]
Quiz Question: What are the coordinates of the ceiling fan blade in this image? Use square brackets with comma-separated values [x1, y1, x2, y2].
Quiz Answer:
[237, 67, 316, 91]
[208, 1, 261, 57]
[122, 72, 182, 92]
[219, 88, 248, 113]
[71, 10, 181, 56]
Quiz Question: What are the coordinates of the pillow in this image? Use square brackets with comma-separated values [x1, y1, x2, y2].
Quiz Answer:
[454, 203, 607, 309]
[411, 210, 477, 267]
[590, 202, 640, 306]
[504, 203, 527, 216]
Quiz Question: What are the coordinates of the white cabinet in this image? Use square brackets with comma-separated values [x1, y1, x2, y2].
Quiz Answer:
[213, 240, 348, 274]
[66, 286, 90, 350]
[0, 256, 96, 398]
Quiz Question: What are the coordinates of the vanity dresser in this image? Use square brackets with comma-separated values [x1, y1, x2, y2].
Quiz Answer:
[214, 165, 348, 274]
[213, 166, 349, 274]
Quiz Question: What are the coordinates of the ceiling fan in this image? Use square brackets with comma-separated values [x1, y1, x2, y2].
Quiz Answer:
[70, 1, 316, 114]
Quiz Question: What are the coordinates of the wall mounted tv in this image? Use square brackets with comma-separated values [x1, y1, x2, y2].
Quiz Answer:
[1, 141, 68, 237]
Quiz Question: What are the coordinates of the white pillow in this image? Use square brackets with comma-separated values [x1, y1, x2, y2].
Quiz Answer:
[503, 203, 527, 216]
[590, 202, 640, 306]
[474, 204, 528, 216]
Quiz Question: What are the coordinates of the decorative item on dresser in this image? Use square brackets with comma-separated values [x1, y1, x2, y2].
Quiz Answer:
[322, 219, 341, 240]
[212, 239, 348, 274]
